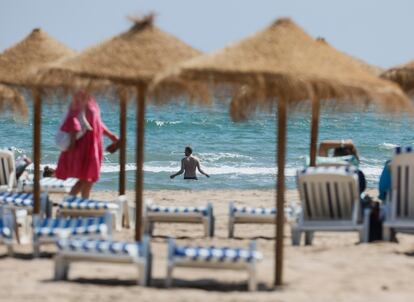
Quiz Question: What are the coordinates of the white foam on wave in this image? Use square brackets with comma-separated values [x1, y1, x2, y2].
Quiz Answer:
[27, 162, 384, 180]
[379, 143, 398, 150]
[198, 152, 253, 162]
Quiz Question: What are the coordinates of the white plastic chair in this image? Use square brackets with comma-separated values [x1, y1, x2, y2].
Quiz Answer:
[383, 146, 414, 240]
[292, 166, 370, 245]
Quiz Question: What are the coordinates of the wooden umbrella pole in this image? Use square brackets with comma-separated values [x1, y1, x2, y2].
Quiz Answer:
[309, 96, 320, 167]
[275, 96, 287, 287]
[119, 90, 127, 196]
[135, 83, 146, 241]
[32, 88, 42, 214]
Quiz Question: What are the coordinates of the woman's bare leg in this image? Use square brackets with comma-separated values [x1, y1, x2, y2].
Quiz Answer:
[81, 181, 93, 199]
[69, 180, 82, 196]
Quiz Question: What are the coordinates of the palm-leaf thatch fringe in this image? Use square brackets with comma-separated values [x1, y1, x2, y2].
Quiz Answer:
[0, 84, 27, 117]
[381, 61, 414, 95]
[151, 18, 411, 121]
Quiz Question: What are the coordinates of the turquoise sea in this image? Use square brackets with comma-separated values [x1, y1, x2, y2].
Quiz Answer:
[1, 98, 413, 191]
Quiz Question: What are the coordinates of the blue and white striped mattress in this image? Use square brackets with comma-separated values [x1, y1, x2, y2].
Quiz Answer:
[0, 192, 33, 207]
[173, 245, 262, 263]
[147, 204, 208, 216]
[34, 216, 107, 237]
[60, 196, 118, 211]
[20, 177, 77, 192]
[0, 219, 12, 239]
[57, 238, 142, 257]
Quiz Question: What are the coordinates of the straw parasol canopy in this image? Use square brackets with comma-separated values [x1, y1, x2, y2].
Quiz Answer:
[316, 37, 384, 76]
[0, 84, 27, 116]
[0, 28, 75, 87]
[151, 17, 412, 287]
[31, 15, 202, 241]
[381, 59, 414, 95]
[152, 18, 409, 118]
[32, 15, 201, 92]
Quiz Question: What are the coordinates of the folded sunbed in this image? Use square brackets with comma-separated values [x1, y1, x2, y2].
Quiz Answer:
[32, 212, 112, 257]
[143, 201, 214, 237]
[57, 195, 127, 231]
[54, 236, 152, 286]
[166, 239, 262, 291]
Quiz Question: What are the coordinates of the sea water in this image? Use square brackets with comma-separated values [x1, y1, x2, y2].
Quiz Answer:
[1, 98, 413, 191]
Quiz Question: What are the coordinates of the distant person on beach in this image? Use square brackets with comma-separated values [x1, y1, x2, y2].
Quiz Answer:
[333, 146, 366, 193]
[7, 147, 32, 180]
[170, 146, 210, 180]
[55, 91, 119, 198]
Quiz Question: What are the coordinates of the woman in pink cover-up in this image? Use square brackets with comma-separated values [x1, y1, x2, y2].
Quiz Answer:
[55, 91, 118, 198]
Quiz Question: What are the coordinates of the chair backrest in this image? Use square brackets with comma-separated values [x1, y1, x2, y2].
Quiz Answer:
[390, 147, 414, 220]
[0, 150, 16, 187]
[297, 166, 360, 222]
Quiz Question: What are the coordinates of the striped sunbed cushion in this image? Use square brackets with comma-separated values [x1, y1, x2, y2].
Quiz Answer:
[57, 238, 142, 257]
[174, 245, 262, 263]
[0, 219, 12, 239]
[147, 204, 208, 216]
[59, 196, 118, 210]
[298, 166, 358, 176]
[0, 192, 33, 207]
[20, 177, 77, 191]
[232, 206, 276, 215]
[34, 216, 107, 237]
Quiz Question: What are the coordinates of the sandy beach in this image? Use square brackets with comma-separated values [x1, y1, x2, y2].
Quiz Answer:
[1, 189, 413, 302]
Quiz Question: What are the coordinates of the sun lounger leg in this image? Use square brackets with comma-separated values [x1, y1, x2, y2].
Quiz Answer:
[33, 241, 40, 258]
[54, 255, 67, 280]
[291, 227, 301, 246]
[304, 231, 314, 245]
[228, 217, 234, 238]
[383, 225, 393, 242]
[114, 209, 122, 231]
[248, 263, 257, 291]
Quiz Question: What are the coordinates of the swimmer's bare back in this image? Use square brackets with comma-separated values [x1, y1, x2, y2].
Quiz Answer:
[170, 155, 210, 179]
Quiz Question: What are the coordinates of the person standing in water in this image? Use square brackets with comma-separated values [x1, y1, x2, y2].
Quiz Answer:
[170, 146, 210, 180]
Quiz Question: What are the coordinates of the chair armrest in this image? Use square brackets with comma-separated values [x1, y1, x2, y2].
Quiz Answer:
[7, 170, 16, 191]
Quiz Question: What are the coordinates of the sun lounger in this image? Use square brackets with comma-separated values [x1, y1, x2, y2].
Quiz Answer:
[32, 212, 113, 257]
[383, 146, 414, 241]
[292, 166, 370, 245]
[0, 207, 15, 256]
[54, 236, 152, 286]
[166, 239, 262, 291]
[0, 149, 77, 194]
[228, 202, 301, 238]
[228, 202, 275, 238]
[144, 202, 214, 237]
[0, 192, 52, 242]
[19, 177, 78, 194]
[57, 195, 127, 231]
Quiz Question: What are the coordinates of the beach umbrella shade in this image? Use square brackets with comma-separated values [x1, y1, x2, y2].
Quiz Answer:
[308, 38, 385, 166]
[0, 84, 27, 117]
[0, 28, 76, 213]
[151, 18, 411, 286]
[31, 15, 202, 240]
[381, 59, 414, 95]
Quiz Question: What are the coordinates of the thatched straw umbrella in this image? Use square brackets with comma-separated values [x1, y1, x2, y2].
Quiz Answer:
[0, 84, 27, 117]
[151, 18, 411, 286]
[0, 28, 75, 213]
[307, 38, 385, 165]
[30, 15, 201, 240]
[381, 59, 414, 95]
